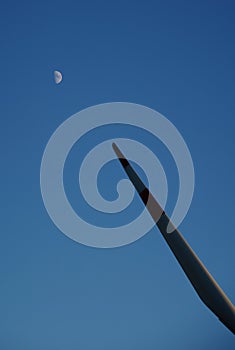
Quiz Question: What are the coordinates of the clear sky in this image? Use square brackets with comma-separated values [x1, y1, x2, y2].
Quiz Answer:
[1, 1, 235, 349]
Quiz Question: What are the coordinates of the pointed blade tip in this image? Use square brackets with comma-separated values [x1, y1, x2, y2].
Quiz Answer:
[112, 142, 123, 158]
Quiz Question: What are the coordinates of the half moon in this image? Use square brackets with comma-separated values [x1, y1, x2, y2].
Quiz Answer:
[54, 70, 62, 84]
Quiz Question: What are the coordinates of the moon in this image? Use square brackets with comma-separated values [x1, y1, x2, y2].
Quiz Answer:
[54, 70, 62, 84]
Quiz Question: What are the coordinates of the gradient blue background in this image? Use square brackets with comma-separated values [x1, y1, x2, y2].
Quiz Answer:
[1, 1, 235, 349]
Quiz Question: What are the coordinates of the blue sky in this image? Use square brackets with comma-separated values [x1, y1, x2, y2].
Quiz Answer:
[1, 1, 235, 349]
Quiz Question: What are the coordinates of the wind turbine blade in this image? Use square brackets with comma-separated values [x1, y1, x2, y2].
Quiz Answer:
[112, 142, 235, 334]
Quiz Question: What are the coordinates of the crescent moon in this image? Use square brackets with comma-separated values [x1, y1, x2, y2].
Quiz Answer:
[54, 70, 62, 84]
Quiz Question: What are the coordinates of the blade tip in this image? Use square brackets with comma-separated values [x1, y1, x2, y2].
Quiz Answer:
[112, 142, 122, 158]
